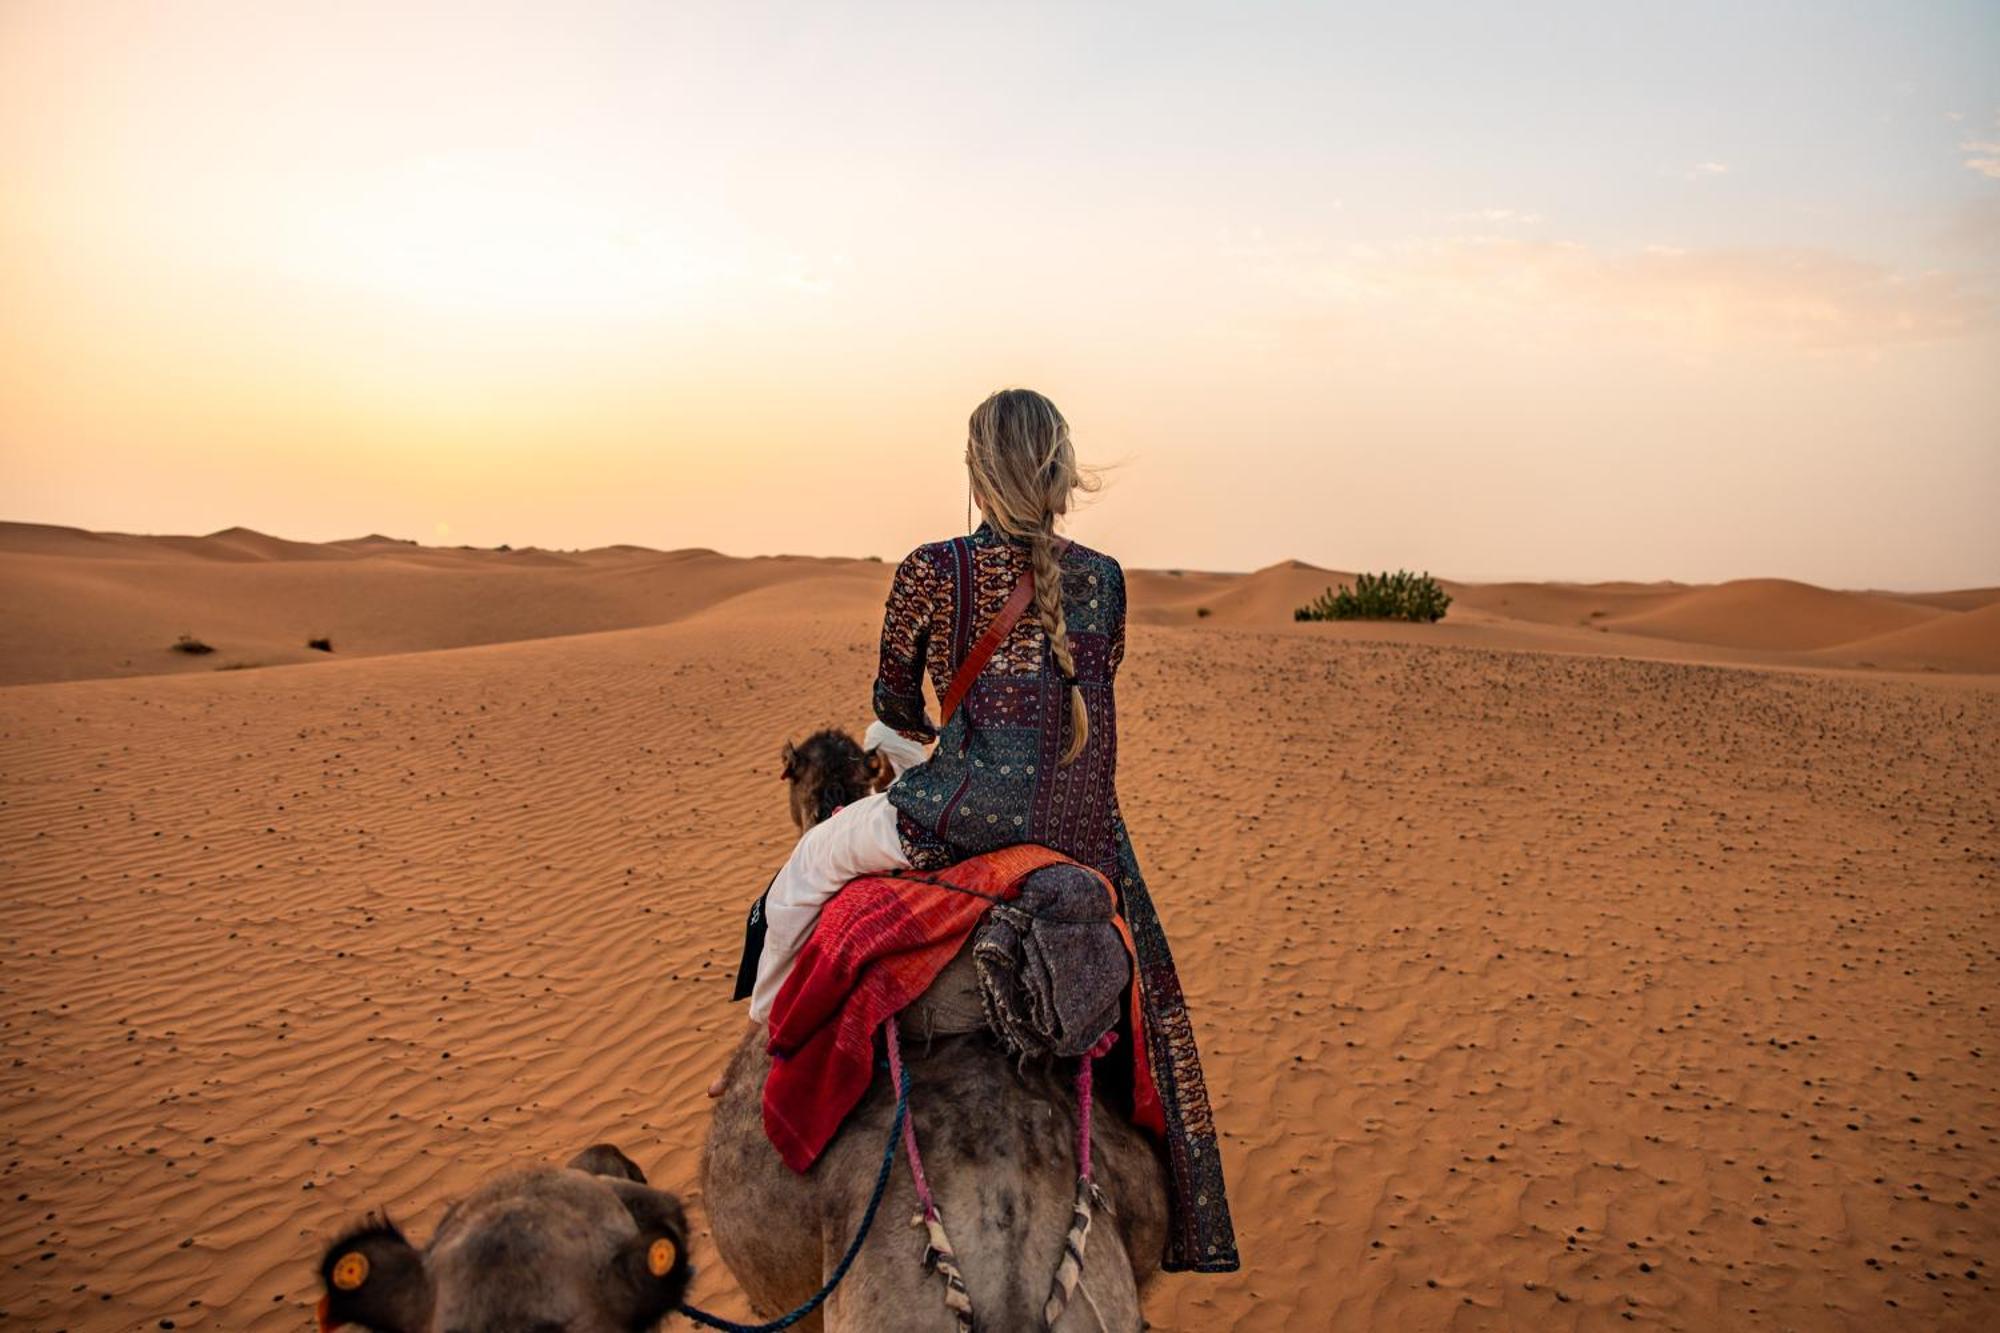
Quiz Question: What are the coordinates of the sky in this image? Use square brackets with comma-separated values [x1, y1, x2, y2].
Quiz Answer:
[2, 0, 1996, 588]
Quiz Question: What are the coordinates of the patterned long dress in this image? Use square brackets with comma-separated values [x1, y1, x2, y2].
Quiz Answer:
[874, 520, 1239, 1274]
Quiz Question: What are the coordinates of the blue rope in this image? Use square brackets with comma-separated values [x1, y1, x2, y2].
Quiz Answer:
[677, 1058, 911, 1332]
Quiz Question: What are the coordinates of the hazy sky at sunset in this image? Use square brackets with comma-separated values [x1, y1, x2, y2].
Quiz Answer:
[3, 1, 1995, 587]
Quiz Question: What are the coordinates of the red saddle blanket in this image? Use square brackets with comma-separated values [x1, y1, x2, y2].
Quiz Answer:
[762, 842, 1165, 1172]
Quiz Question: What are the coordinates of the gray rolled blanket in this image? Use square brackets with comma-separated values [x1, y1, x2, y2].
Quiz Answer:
[972, 862, 1130, 1062]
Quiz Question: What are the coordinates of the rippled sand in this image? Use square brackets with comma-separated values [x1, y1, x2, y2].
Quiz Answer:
[2, 525, 1996, 1330]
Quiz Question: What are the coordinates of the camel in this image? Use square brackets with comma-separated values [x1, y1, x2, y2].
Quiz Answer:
[314, 729, 1166, 1330]
[315, 1144, 691, 1333]
[778, 727, 893, 831]
[698, 730, 1170, 1331]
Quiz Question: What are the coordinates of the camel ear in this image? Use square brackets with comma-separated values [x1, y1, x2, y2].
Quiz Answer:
[863, 748, 895, 792]
[779, 740, 799, 782]
[566, 1143, 647, 1183]
[602, 1181, 691, 1327]
[319, 1218, 431, 1333]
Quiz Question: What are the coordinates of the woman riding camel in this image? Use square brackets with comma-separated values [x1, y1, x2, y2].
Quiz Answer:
[719, 387, 1238, 1274]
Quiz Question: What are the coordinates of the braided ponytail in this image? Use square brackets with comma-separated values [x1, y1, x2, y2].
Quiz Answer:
[1030, 523, 1089, 763]
[965, 388, 1100, 766]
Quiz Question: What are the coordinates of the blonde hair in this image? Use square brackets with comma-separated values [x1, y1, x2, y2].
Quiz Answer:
[966, 388, 1100, 764]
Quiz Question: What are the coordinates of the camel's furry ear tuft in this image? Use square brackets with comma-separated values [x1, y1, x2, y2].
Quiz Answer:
[567, 1143, 647, 1183]
[323, 1211, 406, 1260]
[779, 740, 799, 782]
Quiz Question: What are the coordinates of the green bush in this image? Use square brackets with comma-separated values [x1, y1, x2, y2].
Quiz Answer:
[1295, 571, 1452, 623]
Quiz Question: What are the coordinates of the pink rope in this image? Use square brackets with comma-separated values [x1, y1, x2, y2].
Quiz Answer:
[890, 1019, 1121, 1212]
[884, 1016, 941, 1221]
[1075, 1031, 1118, 1181]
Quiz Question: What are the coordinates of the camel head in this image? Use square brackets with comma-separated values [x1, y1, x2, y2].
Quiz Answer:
[316, 1144, 690, 1333]
[779, 728, 890, 830]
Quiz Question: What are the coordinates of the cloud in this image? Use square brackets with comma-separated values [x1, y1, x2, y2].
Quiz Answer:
[1663, 161, 1729, 182]
[1232, 231, 1998, 350]
[1962, 113, 2000, 179]
[1428, 239, 1995, 347]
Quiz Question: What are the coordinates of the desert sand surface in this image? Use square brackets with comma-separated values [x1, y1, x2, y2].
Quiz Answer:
[2, 525, 1998, 1331]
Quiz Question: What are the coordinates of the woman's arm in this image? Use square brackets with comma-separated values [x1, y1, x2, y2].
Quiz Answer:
[872, 547, 941, 741]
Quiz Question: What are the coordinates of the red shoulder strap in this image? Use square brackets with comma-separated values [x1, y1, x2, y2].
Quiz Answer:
[939, 567, 1034, 727]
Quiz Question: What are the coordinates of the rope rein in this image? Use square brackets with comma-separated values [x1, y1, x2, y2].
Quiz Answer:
[1043, 1030, 1119, 1327]
[887, 1017, 1121, 1332]
[675, 1054, 910, 1333]
[878, 867, 1009, 904]
[1077, 1030, 1117, 1179]
[886, 1016, 974, 1330]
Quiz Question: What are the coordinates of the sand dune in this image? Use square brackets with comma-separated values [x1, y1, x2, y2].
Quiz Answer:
[1812, 599, 2000, 674]
[1131, 560, 1360, 628]
[1602, 578, 1943, 652]
[4, 523, 1995, 684]
[198, 525, 357, 562]
[1879, 586, 2000, 614]
[0, 523, 880, 685]
[1125, 567, 1244, 624]
[1, 584, 1994, 1332]
[1444, 579, 1687, 629]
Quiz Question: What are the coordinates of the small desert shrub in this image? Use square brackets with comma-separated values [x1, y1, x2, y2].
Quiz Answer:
[1196, 606, 1213, 618]
[1295, 571, 1452, 624]
[306, 637, 333, 652]
[171, 634, 214, 655]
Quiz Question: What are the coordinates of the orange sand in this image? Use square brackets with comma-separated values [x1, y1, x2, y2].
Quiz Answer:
[1, 524, 1996, 1330]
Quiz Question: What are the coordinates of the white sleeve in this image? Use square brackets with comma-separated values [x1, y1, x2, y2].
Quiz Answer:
[748, 792, 912, 1025]
[747, 866, 839, 1026]
[863, 719, 930, 777]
